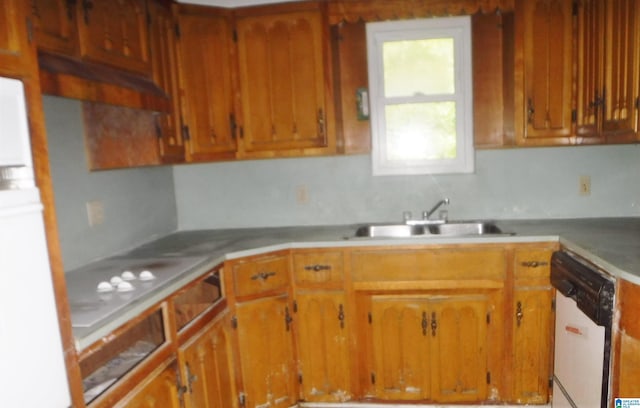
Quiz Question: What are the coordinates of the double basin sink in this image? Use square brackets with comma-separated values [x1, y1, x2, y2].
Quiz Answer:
[354, 221, 509, 238]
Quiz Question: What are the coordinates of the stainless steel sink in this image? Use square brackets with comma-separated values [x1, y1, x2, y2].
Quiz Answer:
[354, 221, 509, 238]
[354, 224, 426, 238]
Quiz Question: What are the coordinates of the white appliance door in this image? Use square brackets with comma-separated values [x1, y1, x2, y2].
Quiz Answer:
[553, 292, 605, 407]
[0, 77, 32, 167]
[0, 188, 71, 407]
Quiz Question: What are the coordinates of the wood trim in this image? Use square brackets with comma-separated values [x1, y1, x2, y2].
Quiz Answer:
[327, 0, 515, 24]
[353, 279, 504, 291]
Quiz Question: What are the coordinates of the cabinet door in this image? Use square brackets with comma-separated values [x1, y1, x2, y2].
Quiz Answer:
[296, 292, 351, 402]
[31, 0, 79, 55]
[513, 288, 554, 403]
[370, 296, 431, 400]
[430, 295, 489, 402]
[236, 10, 328, 153]
[149, 1, 184, 163]
[519, 0, 574, 143]
[77, 0, 151, 74]
[236, 295, 296, 408]
[0, 0, 34, 76]
[116, 361, 182, 408]
[577, 0, 639, 143]
[180, 315, 238, 408]
[176, 10, 237, 161]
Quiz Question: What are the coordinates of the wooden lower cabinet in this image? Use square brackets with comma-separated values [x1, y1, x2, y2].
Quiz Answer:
[179, 313, 238, 408]
[365, 293, 490, 402]
[115, 360, 182, 408]
[235, 294, 297, 408]
[296, 291, 351, 402]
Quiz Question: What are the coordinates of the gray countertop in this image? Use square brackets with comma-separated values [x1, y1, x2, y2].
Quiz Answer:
[69, 217, 640, 349]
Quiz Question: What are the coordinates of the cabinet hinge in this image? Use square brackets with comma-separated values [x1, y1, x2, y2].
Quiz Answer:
[486, 371, 491, 384]
[635, 97, 640, 110]
[486, 312, 491, 324]
[175, 23, 181, 39]
[293, 300, 298, 313]
[231, 315, 238, 329]
[298, 373, 303, 384]
[371, 372, 376, 384]
[238, 392, 246, 407]
[549, 376, 554, 389]
[26, 18, 34, 44]
[176, 371, 189, 403]
[146, 9, 151, 26]
[571, 109, 577, 123]
[182, 125, 191, 141]
[572, 0, 578, 16]
[233, 29, 238, 42]
[552, 298, 556, 311]
[155, 120, 162, 139]
[368, 312, 372, 324]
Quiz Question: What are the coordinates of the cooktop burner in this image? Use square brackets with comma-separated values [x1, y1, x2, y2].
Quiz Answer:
[66, 256, 208, 328]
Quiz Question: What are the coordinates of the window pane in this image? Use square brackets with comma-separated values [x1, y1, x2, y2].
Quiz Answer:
[385, 102, 456, 161]
[383, 38, 454, 98]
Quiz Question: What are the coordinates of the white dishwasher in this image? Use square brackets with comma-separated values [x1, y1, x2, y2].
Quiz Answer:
[551, 251, 615, 408]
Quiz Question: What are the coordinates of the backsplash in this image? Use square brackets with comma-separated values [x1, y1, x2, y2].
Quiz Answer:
[174, 145, 640, 229]
[43, 96, 640, 269]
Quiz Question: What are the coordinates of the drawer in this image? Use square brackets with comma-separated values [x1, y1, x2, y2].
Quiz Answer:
[293, 251, 344, 286]
[514, 249, 552, 284]
[232, 254, 289, 298]
[351, 248, 506, 282]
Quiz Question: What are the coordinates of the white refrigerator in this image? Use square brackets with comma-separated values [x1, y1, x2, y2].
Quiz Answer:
[0, 77, 71, 406]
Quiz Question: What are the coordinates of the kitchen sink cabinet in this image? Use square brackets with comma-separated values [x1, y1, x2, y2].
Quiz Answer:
[514, 0, 575, 145]
[176, 5, 237, 162]
[149, 0, 185, 163]
[361, 293, 491, 402]
[351, 246, 505, 403]
[31, 0, 79, 56]
[511, 247, 555, 404]
[179, 312, 238, 408]
[76, 0, 152, 75]
[114, 359, 182, 408]
[235, 3, 336, 158]
[575, 0, 640, 143]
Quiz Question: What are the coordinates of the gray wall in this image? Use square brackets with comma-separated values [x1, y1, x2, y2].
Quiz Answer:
[173, 144, 640, 229]
[43, 96, 178, 270]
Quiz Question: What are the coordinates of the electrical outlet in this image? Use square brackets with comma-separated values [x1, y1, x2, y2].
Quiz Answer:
[86, 200, 104, 227]
[579, 175, 591, 196]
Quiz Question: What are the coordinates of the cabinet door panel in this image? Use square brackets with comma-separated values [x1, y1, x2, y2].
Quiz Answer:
[297, 292, 351, 402]
[0, 0, 33, 76]
[77, 0, 151, 74]
[521, 0, 574, 142]
[236, 296, 296, 408]
[430, 295, 488, 402]
[177, 11, 236, 160]
[116, 361, 181, 408]
[31, 0, 79, 55]
[370, 296, 430, 400]
[513, 288, 553, 403]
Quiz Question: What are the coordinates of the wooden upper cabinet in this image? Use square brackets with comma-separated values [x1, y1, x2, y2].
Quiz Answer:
[516, 0, 575, 145]
[236, 7, 331, 155]
[576, 0, 640, 143]
[31, 0, 79, 55]
[0, 0, 35, 76]
[176, 7, 237, 161]
[149, 1, 184, 163]
[77, 0, 151, 75]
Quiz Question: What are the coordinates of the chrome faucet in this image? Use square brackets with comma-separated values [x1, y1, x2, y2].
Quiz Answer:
[423, 198, 450, 220]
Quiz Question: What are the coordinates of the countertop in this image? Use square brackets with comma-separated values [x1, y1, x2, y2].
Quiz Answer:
[68, 217, 640, 349]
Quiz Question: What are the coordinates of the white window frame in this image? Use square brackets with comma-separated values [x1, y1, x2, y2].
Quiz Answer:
[366, 16, 474, 176]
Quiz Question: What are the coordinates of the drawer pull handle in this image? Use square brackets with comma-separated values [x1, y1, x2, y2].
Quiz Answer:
[285, 306, 293, 331]
[516, 301, 524, 327]
[304, 264, 331, 272]
[338, 304, 345, 329]
[520, 261, 548, 268]
[251, 271, 276, 281]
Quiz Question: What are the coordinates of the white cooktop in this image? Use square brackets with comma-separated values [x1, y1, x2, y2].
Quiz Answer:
[66, 256, 208, 328]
